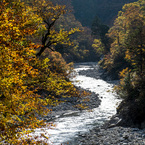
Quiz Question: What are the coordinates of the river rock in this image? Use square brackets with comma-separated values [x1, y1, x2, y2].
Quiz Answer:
[66, 63, 145, 145]
[43, 87, 101, 121]
[69, 126, 145, 145]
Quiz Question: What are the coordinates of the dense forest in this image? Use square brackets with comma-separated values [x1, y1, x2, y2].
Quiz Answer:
[0, 0, 145, 144]
[0, 0, 87, 144]
[93, 0, 145, 126]
[72, 0, 137, 26]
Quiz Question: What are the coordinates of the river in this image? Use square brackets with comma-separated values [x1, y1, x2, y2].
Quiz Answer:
[29, 62, 122, 144]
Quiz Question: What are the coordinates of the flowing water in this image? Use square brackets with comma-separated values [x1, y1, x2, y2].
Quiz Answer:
[29, 62, 122, 144]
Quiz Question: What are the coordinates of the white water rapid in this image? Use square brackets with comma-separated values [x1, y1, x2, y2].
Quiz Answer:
[28, 62, 122, 144]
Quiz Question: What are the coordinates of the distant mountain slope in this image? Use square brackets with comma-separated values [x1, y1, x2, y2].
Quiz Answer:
[71, 0, 137, 27]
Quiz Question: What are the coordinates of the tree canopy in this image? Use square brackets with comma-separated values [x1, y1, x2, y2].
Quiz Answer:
[0, 0, 84, 144]
[96, 0, 145, 99]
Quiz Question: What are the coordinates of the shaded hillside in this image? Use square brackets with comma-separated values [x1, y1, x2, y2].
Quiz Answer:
[71, 0, 137, 27]
[51, 0, 100, 62]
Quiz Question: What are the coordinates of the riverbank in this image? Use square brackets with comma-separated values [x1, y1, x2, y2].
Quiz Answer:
[65, 64, 145, 145]
[67, 63, 145, 145]
[71, 126, 145, 145]
[32, 62, 137, 144]
[42, 88, 101, 122]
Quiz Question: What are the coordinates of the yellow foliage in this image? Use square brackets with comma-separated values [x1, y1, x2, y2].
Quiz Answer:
[0, 1, 81, 144]
[119, 68, 131, 78]
[92, 39, 105, 55]
[26, 0, 81, 55]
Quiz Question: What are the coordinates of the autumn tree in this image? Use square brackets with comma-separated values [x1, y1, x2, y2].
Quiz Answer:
[23, 0, 80, 57]
[101, 18, 128, 76]
[91, 15, 110, 52]
[0, 1, 46, 143]
[55, 13, 97, 62]
[101, 0, 145, 100]
[92, 39, 105, 56]
[0, 1, 83, 144]
[117, 1, 145, 99]
[122, 2, 145, 74]
[93, 0, 145, 126]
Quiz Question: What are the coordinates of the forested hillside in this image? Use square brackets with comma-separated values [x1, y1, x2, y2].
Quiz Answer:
[0, 0, 87, 144]
[50, 0, 100, 62]
[93, 0, 145, 127]
[72, 0, 137, 26]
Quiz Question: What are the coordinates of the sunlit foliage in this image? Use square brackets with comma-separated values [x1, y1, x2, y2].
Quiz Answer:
[92, 39, 105, 55]
[102, 0, 145, 99]
[51, 8, 97, 62]
[0, 0, 82, 144]
[23, 0, 81, 57]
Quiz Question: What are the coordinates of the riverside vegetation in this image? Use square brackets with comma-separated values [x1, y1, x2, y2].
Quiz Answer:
[1, 0, 145, 144]
[0, 0, 88, 144]
[92, 0, 145, 128]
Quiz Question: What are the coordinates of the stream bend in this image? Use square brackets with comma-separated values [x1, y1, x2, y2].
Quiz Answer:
[29, 62, 121, 144]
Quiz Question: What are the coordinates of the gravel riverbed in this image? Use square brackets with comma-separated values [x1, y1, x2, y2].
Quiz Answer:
[66, 65, 145, 145]
[71, 126, 145, 145]
[42, 88, 101, 122]
[41, 63, 145, 145]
